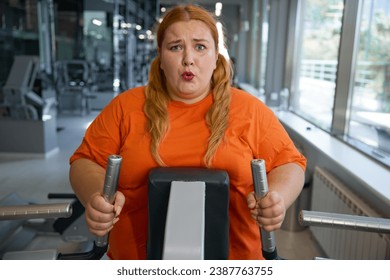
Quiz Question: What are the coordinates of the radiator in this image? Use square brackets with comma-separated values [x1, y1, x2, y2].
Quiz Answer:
[310, 166, 390, 259]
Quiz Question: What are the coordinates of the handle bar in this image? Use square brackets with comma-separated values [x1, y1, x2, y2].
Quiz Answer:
[95, 154, 123, 247]
[299, 210, 390, 234]
[0, 203, 72, 220]
[251, 159, 281, 260]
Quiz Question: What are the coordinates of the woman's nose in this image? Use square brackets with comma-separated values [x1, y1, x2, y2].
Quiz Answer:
[182, 49, 194, 66]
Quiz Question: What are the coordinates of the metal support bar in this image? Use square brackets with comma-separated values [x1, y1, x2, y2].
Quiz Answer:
[299, 210, 390, 234]
[0, 203, 72, 220]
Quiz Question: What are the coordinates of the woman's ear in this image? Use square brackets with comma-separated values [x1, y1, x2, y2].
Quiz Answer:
[214, 52, 220, 70]
[157, 52, 163, 70]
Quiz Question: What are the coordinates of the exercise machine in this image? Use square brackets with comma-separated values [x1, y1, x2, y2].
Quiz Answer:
[55, 60, 96, 115]
[1, 55, 56, 120]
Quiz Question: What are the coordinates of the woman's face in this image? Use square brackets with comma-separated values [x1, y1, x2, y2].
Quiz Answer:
[160, 20, 218, 104]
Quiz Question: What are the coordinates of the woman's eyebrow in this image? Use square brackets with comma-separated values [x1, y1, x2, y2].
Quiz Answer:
[166, 39, 182, 45]
[165, 38, 210, 45]
[193, 38, 209, 43]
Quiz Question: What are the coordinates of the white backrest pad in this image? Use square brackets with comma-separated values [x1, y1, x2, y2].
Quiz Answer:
[162, 181, 206, 260]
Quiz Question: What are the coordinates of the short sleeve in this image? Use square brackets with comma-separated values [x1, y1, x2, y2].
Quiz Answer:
[69, 95, 124, 168]
[251, 103, 306, 172]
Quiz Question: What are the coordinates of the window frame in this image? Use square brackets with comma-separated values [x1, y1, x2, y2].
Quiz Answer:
[282, 0, 390, 167]
[331, 0, 362, 137]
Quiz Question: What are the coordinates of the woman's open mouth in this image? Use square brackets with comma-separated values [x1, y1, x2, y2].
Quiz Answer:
[182, 71, 195, 81]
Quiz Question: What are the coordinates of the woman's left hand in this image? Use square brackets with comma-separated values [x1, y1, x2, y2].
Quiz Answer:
[247, 191, 286, 232]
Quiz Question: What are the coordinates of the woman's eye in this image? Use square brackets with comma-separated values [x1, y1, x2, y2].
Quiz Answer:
[196, 44, 206, 51]
[170, 45, 182, 51]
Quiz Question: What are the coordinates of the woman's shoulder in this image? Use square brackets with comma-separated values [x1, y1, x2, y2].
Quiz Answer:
[113, 86, 146, 108]
[117, 86, 146, 101]
[98, 86, 146, 117]
[230, 87, 269, 111]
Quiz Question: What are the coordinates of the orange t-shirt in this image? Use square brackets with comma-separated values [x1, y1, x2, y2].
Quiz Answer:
[70, 86, 306, 259]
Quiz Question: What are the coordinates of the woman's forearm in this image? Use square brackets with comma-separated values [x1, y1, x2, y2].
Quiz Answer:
[267, 162, 305, 209]
[69, 158, 106, 207]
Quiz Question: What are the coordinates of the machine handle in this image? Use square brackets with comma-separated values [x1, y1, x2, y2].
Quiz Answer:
[0, 203, 72, 220]
[299, 210, 390, 234]
[95, 154, 123, 247]
[251, 159, 279, 260]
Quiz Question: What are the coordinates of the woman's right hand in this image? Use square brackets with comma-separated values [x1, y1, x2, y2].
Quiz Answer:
[84, 191, 125, 236]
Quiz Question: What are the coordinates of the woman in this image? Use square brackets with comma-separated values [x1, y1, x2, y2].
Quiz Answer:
[69, 4, 306, 259]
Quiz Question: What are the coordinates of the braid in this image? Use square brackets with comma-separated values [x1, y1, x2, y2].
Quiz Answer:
[204, 54, 231, 166]
[144, 57, 169, 166]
